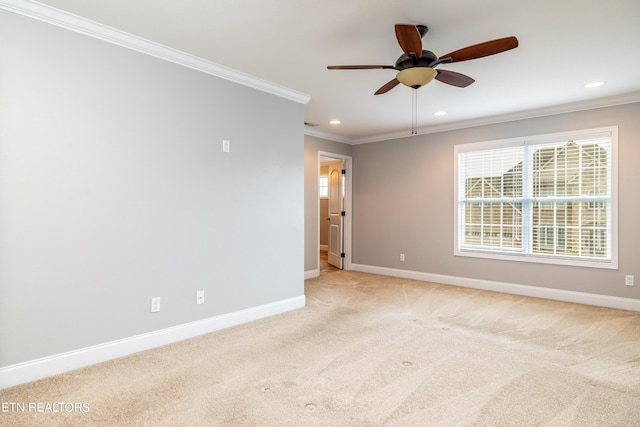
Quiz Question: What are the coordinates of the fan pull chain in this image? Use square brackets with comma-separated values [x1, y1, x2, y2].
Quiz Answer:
[411, 89, 418, 135]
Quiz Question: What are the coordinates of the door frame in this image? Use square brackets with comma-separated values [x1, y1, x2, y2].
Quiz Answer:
[318, 151, 352, 272]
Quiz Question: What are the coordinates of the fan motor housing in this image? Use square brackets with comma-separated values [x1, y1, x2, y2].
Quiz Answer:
[395, 50, 438, 70]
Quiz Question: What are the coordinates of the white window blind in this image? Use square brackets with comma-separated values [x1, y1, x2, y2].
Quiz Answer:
[454, 127, 617, 269]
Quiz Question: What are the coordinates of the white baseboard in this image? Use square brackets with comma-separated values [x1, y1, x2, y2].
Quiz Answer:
[304, 269, 320, 279]
[351, 264, 640, 312]
[0, 295, 305, 390]
[319, 245, 328, 251]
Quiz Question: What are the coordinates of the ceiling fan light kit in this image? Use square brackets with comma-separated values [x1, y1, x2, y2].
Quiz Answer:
[396, 67, 437, 89]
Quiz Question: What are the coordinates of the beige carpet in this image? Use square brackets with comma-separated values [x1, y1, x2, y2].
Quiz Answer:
[2, 269, 640, 426]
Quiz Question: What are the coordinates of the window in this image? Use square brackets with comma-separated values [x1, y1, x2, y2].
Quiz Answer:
[319, 176, 328, 198]
[454, 127, 617, 269]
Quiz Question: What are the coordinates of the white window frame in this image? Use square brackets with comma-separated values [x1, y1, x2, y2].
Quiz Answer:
[319, 175, 328, 198]
[453, 126, 618, 269]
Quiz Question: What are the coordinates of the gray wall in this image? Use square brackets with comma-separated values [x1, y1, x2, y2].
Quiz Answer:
[0, 11, 304, 367]
[303, 135, 352, 272]
[352, 103, 640, 300]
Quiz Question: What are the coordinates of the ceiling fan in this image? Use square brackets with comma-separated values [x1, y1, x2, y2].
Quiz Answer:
[327, 24, 518, 95]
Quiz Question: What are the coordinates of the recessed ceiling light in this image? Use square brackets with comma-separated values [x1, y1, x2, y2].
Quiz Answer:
[584, 81, 604, 89]
[329, 120, 341, 125]
[434, 111, 447, 116]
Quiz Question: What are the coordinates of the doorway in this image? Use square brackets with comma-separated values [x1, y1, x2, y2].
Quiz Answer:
[318, 152, 352, 274]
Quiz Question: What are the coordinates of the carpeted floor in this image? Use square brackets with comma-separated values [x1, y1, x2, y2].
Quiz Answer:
[2, 268, 640, 426]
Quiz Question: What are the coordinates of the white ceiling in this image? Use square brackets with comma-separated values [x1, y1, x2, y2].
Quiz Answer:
[29, 0, 640, 143]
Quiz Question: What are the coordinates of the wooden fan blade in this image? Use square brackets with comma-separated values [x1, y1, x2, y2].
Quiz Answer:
[327, 65, 395, 70]
[395, 24, 422, 59]
[435, 69, 475, 88]
[439, 36, 518, 62]
[374, 78, 401, 95]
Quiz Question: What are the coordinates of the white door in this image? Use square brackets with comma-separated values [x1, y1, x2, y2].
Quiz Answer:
[327, 161, 344, 269]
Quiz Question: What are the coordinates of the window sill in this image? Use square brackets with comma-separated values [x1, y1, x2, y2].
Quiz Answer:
[454, 249, 617, 270]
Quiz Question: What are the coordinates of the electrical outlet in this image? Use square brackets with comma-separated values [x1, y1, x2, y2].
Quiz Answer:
[196, 290, 205, 304]
[625, 275, 634, 287]
[222, 139, 230, 152]
[400, 254, 405, 262]
[150, 297, 161, 313]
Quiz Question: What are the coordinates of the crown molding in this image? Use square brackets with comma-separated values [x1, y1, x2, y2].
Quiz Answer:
[309, 92, 640, 145]
[0, 0, 310, 105]
[303, 127, 352, 144]
[350, 91, 640, 145]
